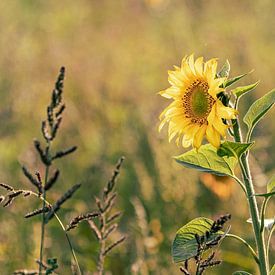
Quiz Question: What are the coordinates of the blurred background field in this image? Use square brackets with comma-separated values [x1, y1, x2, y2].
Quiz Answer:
[0, 0, 274, 274]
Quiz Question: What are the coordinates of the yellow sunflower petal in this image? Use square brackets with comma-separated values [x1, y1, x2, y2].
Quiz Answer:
[213, 118, 228, 137]
[159, 87, 180, 99]
[159, 117, 169, 132]
[216, 100, 237, 119]
[194, 57, 204, 76]
[182, 134, 193, 148]
[204, 58, 218, 76]
[159, 101, 179, 119]
[159, 54, 236, 149]
[168, 70, 185, 87]
[188, 54, 196, 74]
[193, 125, 207, 149]
[206, 124, 221, 148]
[168, 130, 178, 143]
[207, 105, 216, 125]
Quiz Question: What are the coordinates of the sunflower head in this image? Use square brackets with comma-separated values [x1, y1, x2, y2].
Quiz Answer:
[159, 55, 237, 149]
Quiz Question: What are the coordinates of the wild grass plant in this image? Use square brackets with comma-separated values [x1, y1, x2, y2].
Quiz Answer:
[0, 68, 125, 274]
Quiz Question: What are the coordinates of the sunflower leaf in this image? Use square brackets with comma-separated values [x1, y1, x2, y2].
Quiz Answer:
[254, 191, 275, 198]
[232, 81, 259, 98]
[270, 265, 275, 275]
[217, 141, 254, 159]
[217, 60, 230, 78]
[172, 217, 222, 263]
[243, 89, 275, 137]
[267, 175, 275, 193]
[175, 144, 237, 177]
[222, 70, 253, 88]
[232, 272, 252, 275]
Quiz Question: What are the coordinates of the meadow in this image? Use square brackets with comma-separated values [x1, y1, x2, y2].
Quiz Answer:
[0, 1, 274, 274]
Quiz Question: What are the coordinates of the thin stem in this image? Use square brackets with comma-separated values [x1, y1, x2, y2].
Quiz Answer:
[231, 117, 268, 274]
[267, 223, 275, 264]
[39, 162, 50, 275]
[53, 213, 82, 274]
[226, 234, 259, 264]
[97, 212, 106, 275]
[232, 175, 247, 195]
[246, 128, 253, 143]
[260, 197, 270, 233]
[30, 191, 82, 275]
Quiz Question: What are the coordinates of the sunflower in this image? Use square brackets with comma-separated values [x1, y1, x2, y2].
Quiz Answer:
[159, 55, 237, 149]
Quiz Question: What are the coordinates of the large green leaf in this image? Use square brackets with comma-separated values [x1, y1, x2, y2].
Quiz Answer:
[270, 265, 275, 275]
[222, 71, 252, 88]
[231, 81, 259, 98]
[232, 272, 252, 275]
[243, 89, 275, 135]
[172, 217, 221, 263]
[217, 60, 230, 78]
[217, 141, 254, 159]
[175, 144, 237, 177]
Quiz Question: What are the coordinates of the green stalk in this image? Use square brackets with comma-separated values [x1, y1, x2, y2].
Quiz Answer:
[267, 223, 275, 264]
[39, 143, 51, 275]
[260, 197, 270, 233]
[232, 118, 268, 274]
[226, 234, 259, 264]
[30, 191, 81, 274]
[53, 213, 82, 274]
[97, 212, 106, 275]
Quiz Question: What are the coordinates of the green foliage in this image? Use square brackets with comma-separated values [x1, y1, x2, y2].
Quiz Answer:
[267, 175, 275, 193]
[46, 258, 58, 275]
[175, 144, 237, 177]
[270, 265, 275, 275]
[0, 1, 275, 274]
[217, 141, 254, 159]
[255, 175, 275, 197]
[231, 81, 259, 98]
[217, 60, 230, 78]
[244, 89, 275, 139]
[172, 217, 221, 263]
[232, 272, 252, 275]
[222, 71, 252, 88]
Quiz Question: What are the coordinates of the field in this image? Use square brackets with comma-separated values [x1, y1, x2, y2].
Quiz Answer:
[0, 1, 274, 274]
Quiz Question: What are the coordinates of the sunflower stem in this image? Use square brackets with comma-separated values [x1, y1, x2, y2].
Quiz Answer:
[225, 234, 259, 264]
[231, 118, 268, 274]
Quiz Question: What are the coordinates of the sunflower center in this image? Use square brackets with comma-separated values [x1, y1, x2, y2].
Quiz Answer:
[182, 80, 215, 124]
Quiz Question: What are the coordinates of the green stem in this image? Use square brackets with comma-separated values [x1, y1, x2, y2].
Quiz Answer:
[260, 197, 270, 233]
[39, 164, 50, 275]
[267, 223, 275, 265]
[226, 233, 259, 264]
[53, 213, 82, 274]
[232, 175, 247, 195]
[97, 212, 106, 275]
[32, 191, 82, 274]
[232, 118, 268, 274]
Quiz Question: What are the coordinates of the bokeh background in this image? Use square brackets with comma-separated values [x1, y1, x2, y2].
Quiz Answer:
[0, 1, 274, 274]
